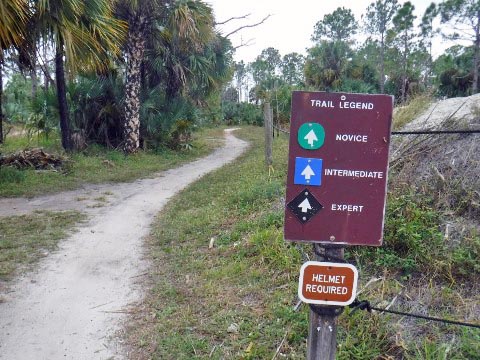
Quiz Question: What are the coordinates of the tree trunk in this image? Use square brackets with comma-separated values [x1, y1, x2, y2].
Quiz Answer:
[42, 40, 53, 92]
[31, 41, 37, 99]
[44, 71, 49, 92]
[0, 62, 3, 144]
[473, 10, 480, 94]
[123, 15, 147, 154]
[166, 66, 181, 101]
[380, 33, 385, 94]
[55, 35, 73, 151]
[31, 68, 37, 99]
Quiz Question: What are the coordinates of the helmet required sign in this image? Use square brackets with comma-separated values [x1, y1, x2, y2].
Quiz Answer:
[298, 261, 359, 306]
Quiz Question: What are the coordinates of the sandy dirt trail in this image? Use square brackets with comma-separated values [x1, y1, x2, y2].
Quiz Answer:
[0, 129, 248, 360]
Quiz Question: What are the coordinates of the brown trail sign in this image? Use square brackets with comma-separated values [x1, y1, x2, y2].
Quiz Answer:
[284, 91, 393, 360]
[284, 91, 393, 246]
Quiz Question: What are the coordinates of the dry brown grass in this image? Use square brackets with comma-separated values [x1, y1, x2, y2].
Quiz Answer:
[392, 95, 433, 130]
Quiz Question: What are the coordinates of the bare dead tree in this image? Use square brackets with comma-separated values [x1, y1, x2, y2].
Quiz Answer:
[232, 37, 254, 50]
[215, 13, 271, 50]
[224, 14, 272, 38]
[215, 13, 252, 26]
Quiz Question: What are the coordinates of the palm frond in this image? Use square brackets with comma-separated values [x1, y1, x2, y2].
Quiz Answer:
[36, 0, 126, 74]
[0, 0, 30, 50]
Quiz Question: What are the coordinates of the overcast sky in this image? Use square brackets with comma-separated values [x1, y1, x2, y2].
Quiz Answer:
[207, 0, 456, 64]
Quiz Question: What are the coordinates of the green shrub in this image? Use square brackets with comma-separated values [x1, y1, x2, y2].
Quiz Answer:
[353, 194, 480, 282]
[222, 101, 263, 126]
[450, 231, 480, 278]
[353, 194, 444, 276]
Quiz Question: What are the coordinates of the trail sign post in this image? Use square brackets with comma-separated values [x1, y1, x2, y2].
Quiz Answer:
[284, 91, 393, 360]
[285, 91, 393, 246]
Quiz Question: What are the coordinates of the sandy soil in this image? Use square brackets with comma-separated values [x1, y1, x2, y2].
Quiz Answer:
[0, 129, 248, 360]
[404, 93, 480, 130]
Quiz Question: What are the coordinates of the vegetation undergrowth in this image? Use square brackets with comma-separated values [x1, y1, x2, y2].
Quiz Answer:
[127, 126, 479, 359]
[0, 211, 86, 281]
[0, 127, 224, 198]
[353, 194, 480, 282]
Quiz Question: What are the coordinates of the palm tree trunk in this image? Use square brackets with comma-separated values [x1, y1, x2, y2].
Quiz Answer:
[123, 15, 147, 154]
[0, 61, 3, 144]
[55, 35, 73, 151]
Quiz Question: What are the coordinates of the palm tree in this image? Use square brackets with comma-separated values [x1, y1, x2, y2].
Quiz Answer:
[116, 0, 166, 153]
[35, 0, 125, 151]
[0, 0, 30, 143]
[164, 0, 217, 100]
[119, 0, 217, 154]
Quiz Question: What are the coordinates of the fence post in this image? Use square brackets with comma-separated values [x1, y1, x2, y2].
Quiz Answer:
[264, 101, 273, 166]
[0, 63, 3, 144]
[307, 244, 344, 360]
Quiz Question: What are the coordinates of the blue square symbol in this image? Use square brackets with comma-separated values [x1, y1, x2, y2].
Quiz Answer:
[294, 157, 323, 186]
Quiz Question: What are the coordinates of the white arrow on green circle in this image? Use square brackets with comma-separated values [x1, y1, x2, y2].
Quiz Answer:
[298, 123, 325, 150]
[304, 129, 318, 147]
[298, 198, 312, 213]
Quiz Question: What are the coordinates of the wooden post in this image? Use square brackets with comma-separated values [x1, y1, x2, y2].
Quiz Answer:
[0, 62, 3, 144]
[307, 244, 344, 360]
[274, 83, 279, 138]
[264, 101, 273, 166]
[272, 107, 275, 138]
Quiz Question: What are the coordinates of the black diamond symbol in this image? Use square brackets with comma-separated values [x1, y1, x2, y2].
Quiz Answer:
[287, 189, 323, 223]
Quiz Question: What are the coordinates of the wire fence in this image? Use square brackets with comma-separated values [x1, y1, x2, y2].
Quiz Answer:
[348, 300, 480, 329]
[273, 125, 480, 136]
[279, 121, 480, 331]
[308, 245, 480, 329]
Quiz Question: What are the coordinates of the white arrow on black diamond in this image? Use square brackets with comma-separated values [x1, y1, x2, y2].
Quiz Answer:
[298, 198, 312, 213]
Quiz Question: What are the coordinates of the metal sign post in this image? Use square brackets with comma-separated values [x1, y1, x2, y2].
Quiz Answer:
[284, 91, 393, 359]
[307, 246, 344, 360]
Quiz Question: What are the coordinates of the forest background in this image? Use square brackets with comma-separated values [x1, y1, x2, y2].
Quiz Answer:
[1, 1, 480, 357]
[1, 0, 479, 154]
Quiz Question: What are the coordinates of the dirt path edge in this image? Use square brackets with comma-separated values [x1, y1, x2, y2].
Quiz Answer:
[0, 129, 248, 360]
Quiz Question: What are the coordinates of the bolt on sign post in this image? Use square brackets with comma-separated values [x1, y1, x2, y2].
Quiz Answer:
[284, 91, 393, 359]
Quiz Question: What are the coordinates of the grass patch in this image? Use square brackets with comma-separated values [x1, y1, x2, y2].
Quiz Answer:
[353, 193, 480, 283]
[0, 166, 26, 184]
[0, 127, 224, 198]
[126, 127, 309, 359]
[0, 211, 86, 280]
[126, 126, 479, 359]
[0, 132, 60, 154]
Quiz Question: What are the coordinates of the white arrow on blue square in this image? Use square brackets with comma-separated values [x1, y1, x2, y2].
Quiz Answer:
[294, 157, 323, 186]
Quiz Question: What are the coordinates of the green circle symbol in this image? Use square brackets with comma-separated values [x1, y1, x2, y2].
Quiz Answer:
[298, 123, 325, 150]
